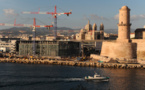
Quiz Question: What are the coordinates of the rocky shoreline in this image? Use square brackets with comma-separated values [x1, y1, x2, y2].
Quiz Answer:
[0, 58, 145, 69]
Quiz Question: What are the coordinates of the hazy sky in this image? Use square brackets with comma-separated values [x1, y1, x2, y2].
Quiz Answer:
[0, 0, 145, 32]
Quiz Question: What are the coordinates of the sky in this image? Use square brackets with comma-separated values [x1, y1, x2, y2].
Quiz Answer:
[0, 0, 145, 33]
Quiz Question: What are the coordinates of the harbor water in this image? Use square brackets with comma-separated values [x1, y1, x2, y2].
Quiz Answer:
[0, 63, 145, 90]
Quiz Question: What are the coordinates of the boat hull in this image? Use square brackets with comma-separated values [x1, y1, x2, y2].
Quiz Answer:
[85, 77, 109, 81]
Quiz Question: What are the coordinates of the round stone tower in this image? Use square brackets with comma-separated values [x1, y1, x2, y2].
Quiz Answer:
[100, 6, 137, 59]
[117, 6, 131, 42]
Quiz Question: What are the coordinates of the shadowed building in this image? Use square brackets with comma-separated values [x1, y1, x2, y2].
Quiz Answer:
[135, 28, 145, 39]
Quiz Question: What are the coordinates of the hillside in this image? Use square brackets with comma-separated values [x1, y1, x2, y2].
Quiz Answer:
[0, 27, 136, 36]
[0, 27, 78, 36]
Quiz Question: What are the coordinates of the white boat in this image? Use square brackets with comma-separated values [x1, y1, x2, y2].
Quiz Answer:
[85, 73, 109, 81]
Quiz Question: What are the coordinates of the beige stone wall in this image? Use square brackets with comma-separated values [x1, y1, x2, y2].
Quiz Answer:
[85, 32, 92, 40]
[143, 31, 145, 39]
[100, 41, 137, 59]
[132, 39, 145, 59]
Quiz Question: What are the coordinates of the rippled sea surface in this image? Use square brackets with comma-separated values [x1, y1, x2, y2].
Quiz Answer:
[0, 63, 145, 90]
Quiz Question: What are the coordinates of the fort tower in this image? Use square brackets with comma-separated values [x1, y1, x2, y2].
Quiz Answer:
[117, 6, 131, 42]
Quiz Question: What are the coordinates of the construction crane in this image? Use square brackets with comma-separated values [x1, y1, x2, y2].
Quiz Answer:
[22, 5, 72, 39]
[0, 18, 53, 56]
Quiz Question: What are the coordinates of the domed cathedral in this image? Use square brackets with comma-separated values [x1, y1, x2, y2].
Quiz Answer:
[75, 20, 104, 40]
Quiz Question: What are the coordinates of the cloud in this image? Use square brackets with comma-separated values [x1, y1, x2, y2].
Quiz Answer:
[114, 14, 119, 20]
[3, 9, 19, 16]
[131, 14, 145, 21]
[90, 14, 108, 20]
[114, 13, 145, 21]
[83, 15, 89, 20]
[83, 14, 108, 21]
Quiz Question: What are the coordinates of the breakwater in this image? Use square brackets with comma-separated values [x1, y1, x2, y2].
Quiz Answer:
[0, 58, 145, 69]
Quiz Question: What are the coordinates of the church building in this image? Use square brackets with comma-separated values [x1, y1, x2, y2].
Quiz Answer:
[76, 21, 104, 40]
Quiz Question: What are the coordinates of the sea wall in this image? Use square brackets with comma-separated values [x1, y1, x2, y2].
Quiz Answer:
[0, 58, 145, 69]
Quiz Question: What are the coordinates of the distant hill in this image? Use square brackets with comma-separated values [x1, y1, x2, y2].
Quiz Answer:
[104, 29, 135, 34]
[0, 27, 135, 35]
[0, 27, 78, 35]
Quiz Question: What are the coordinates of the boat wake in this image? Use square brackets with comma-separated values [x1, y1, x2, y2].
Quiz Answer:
[0, 78, 85, 87]
[46, 78, 85, 82]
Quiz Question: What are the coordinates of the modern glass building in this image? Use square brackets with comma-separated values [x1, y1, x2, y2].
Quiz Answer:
[19, 41, 81, 57]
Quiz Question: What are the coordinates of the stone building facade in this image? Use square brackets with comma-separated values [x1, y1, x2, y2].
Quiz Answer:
[0, 40, 17, 53]
[76, 21, 104, 40]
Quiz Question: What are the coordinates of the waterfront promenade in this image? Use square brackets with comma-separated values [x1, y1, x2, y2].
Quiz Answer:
[0, 58, 145, 69]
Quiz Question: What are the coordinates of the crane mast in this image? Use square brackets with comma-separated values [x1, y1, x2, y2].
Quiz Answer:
[54, 6, 57, 38]
[0, 18, 53, 56]
[22, 5, 72, 39]
[33, 18, 36, 56]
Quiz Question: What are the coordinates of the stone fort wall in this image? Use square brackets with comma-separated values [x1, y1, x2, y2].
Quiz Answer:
[132, 39, 145, 59]
[100, 41, 137, 59]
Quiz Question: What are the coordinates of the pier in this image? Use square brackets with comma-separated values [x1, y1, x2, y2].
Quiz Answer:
[0, 58, 145, 69]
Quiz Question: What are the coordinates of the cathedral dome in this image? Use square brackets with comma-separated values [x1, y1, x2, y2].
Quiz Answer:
[85, 20, 92, 31]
